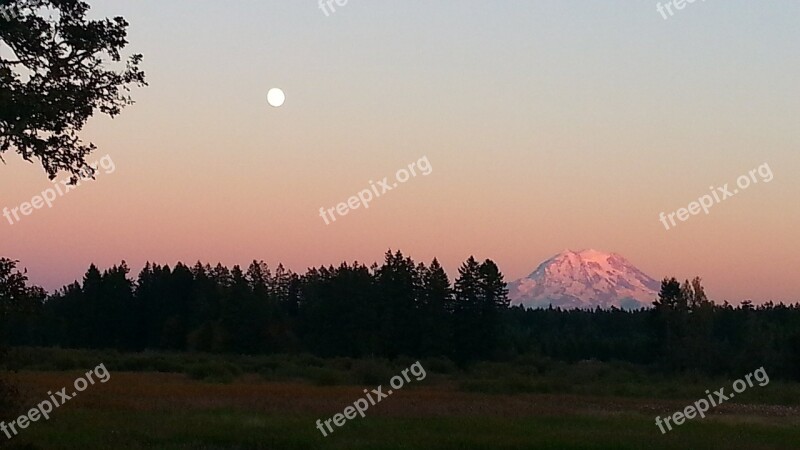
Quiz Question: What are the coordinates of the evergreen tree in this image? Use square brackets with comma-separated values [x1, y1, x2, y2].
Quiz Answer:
[419, 258, 453, 357]
[375, 250, 423, 357]
[452, 256, 484, 362]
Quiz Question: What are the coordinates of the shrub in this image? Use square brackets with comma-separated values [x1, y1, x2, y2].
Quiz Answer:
[423, 357, 458, 375]
[186, 361, 240, 383]
[353, 359, 393, 386]
[0, 377, 18, 420]
[309, 368, 344, 386]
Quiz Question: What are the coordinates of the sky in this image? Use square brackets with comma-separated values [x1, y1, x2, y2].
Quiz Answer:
[1, 0, 799, 302]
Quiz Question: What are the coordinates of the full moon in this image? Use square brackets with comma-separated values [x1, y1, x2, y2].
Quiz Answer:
[267, 88, 285, 108]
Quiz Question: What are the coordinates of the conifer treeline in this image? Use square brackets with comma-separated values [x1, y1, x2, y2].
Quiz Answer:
[7, 251, 509, 363]
[507, 278, 800, 379]
[3, 253, 800, 379]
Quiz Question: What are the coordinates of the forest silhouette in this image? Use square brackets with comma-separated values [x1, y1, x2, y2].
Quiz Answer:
[2, 251, 799, 380]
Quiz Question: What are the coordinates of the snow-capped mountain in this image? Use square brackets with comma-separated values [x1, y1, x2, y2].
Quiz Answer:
[508, 250, 660, 310]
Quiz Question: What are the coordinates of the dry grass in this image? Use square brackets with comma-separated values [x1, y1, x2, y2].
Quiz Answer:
[8, 371, 800, 425]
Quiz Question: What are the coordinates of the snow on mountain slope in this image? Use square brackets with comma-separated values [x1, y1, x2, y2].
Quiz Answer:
[508, 250, 660, 310]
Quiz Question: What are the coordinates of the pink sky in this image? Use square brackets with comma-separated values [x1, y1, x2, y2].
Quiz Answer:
[1, 1, 799, 303]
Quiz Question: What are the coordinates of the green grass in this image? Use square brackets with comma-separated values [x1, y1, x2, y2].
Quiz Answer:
[6, 409, 800, 450]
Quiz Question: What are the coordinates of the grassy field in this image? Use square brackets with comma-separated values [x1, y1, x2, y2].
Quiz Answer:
[2, 349, 800, 449]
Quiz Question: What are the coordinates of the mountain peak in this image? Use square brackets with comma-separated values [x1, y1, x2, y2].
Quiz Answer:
[510, 250, 659, 310]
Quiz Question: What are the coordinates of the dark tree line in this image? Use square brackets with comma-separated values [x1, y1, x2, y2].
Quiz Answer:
[5, 251, 509, 363]
[3, 256, 800, 379]
[506, 278, 800, 380]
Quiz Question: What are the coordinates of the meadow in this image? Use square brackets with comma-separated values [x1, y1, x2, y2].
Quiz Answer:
[1, 348, 799, 449]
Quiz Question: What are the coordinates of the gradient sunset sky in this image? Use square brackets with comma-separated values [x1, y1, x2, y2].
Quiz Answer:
[1, 0, 799, 302]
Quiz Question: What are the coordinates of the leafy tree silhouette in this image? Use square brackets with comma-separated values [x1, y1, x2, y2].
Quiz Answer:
[0, 0, 146, 181]
[0, 258, 43, 417]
